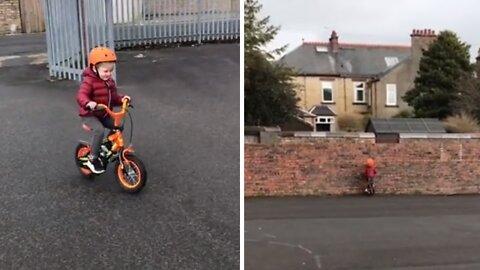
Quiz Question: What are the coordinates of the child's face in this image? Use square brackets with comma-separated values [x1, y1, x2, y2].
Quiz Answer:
[95, 62, 115, 81]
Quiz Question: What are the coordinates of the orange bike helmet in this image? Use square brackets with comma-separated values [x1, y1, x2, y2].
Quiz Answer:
[88, 47, 117, 66]
[366, 158, 375, 166]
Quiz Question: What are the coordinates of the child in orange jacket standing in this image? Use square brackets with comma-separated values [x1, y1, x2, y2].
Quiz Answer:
[364, 158, 377, 193]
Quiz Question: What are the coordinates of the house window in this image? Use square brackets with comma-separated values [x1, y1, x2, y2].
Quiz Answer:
[385, 57, 399, 67]
[315, 117, 335, 124]
[322, 81, 333, 103]
[386, 84, 397, 106]
[354, 82, 365, 103]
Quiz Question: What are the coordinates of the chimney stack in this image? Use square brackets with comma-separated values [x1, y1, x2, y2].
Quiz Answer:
[329, 30, 339, 53]
[410, 28, 438, 79]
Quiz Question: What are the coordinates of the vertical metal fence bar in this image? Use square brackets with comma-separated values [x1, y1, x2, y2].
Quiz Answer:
[206, 0, 211, 41]
[211, 0, 215, 41]
[188, 0, 191, 42]
[174, 0, 178, 43]
[43, 0, 53, 77]
[196, 0, 201, 43]
[118, 0, 123, 47]
[152, 0, 156, 44]
[106, 0, 114, 48]
[179, 0, 182, 43]
[121, 0, 127, 47]
[77, 0, 85, 79]
[129, 0, 133, 47]
[102, 1, 107, 47]
[56, 0, 66, 78]
[64, 1, 72, 80]
[186, 1, 196, 42]
[188, 1, 194, 41]
[84, 1, 92, 65]
[99, 1, 104, 47]
[114, 0, 119, 48]
[153, 0, 157, 44]
[170, 0, 174, 43]
[129, 0, 134, 47]
[220, 0, 223, 40]
[145, 0, 149, 45]
[50, 0, 58, 77]
[70, 0, 77, 79]
[69, 2, 77, 77]
[143, 1, 147, 45]
[92, 0, 98, 48]
[105, 0, 116, 82]
[49, 0, 55, 77]
[148, 1, 153, 45]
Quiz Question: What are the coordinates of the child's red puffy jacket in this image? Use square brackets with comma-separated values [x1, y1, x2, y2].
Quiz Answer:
[365, 165, 377, 178]
[76, 67, 124, 119]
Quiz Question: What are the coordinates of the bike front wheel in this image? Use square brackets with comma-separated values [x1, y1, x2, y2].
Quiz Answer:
[115, 154, 147, 193]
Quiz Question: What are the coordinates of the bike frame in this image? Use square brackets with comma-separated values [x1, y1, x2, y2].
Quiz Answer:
[83, 98, 135, 168]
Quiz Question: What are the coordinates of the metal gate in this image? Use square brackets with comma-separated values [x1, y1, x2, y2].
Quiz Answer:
[44, 0, 240, 81]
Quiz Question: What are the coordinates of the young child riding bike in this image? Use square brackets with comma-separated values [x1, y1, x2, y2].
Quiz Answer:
[76, 47, 131, 174]
[364, 158, 377, 193]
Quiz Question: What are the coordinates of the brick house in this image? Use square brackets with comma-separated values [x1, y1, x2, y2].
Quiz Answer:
[278, 29, 438, 129]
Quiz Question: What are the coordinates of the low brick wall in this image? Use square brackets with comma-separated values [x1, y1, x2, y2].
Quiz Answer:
[245, 132, 480, 196]
[0, 0, 21, 35]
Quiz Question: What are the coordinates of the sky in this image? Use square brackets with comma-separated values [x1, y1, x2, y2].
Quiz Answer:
[259, 0, 480, 62]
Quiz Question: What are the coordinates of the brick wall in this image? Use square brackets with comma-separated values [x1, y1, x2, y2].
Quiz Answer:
[245, 134, 480, 196]
[0, 0, 21, 35]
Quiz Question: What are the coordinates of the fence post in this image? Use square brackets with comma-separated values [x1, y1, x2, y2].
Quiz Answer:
[104, 0, 117, 82]
[197, 0, 203, 44]
[43, 0, 53, 77]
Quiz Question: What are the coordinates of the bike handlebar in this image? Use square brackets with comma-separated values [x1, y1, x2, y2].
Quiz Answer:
[87, 98, 132, 127]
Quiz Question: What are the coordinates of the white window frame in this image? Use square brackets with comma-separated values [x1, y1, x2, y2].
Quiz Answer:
[314, 116, 335, 124]
[321, 81, 334, 103]
[353, 81, 366, 103]
[386, 83, 397, 106]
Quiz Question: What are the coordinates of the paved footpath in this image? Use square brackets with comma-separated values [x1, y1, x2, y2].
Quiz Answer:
[246, 196, 480, 270]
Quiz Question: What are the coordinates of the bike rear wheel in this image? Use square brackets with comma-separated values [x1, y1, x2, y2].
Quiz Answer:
[75, 143, 94, 179]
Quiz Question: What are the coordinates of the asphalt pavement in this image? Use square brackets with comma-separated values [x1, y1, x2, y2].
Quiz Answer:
[0, 43, 240, 269]
[0, 33, 47, 67]
[245, 196, 480, 270]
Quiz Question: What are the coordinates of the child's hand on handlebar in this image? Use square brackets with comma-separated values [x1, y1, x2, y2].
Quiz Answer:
[122, 96, 134, 108]
[86, 101, 97, 110]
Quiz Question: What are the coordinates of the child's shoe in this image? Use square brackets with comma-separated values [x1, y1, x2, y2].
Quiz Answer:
[85, 155, 105, 174]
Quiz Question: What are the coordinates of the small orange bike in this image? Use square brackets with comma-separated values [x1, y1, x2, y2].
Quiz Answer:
[75, 99, 147, 193]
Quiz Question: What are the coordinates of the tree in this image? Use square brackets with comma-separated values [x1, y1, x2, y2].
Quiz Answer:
[454, 63, 480, 119]
[403, 31, 472, 119]
[244, 0, 298, 126]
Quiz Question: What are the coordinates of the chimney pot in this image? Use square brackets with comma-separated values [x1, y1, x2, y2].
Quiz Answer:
[329, 30, 339, 53]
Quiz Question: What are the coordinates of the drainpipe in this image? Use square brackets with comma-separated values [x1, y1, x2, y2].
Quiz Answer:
[343, 76, 347, 113]
[373, 77, 380, 117]
[304, 76, 307, 109]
